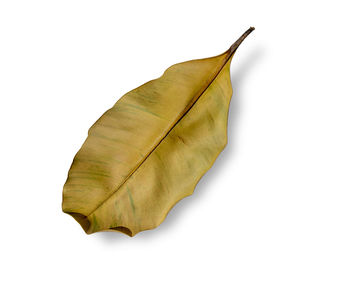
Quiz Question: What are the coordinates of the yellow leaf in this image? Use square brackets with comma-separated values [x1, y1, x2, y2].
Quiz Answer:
[62, 27, 255, 236]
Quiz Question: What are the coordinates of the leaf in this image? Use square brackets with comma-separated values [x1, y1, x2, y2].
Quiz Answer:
[62, 27, 254, 236]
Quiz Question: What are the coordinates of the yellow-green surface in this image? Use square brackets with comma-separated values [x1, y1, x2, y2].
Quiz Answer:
[62, 28, 254, 236]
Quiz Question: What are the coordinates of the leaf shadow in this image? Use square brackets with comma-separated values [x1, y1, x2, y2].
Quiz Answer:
[95, 45, 265, 243]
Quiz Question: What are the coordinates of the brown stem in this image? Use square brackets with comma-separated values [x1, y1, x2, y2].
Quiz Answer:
[228, 26, 255, 56]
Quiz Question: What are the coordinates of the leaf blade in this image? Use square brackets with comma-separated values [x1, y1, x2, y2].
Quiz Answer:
[62, 27, 254, 236]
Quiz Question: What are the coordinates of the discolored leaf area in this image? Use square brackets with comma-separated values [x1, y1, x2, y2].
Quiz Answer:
[62, 27, 254, 236]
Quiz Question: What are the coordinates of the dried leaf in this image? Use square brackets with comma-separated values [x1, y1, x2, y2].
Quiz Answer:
[62, 27, 254, 236]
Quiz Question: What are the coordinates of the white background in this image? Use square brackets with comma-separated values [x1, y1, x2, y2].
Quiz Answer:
[1, 1, 349, 280]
